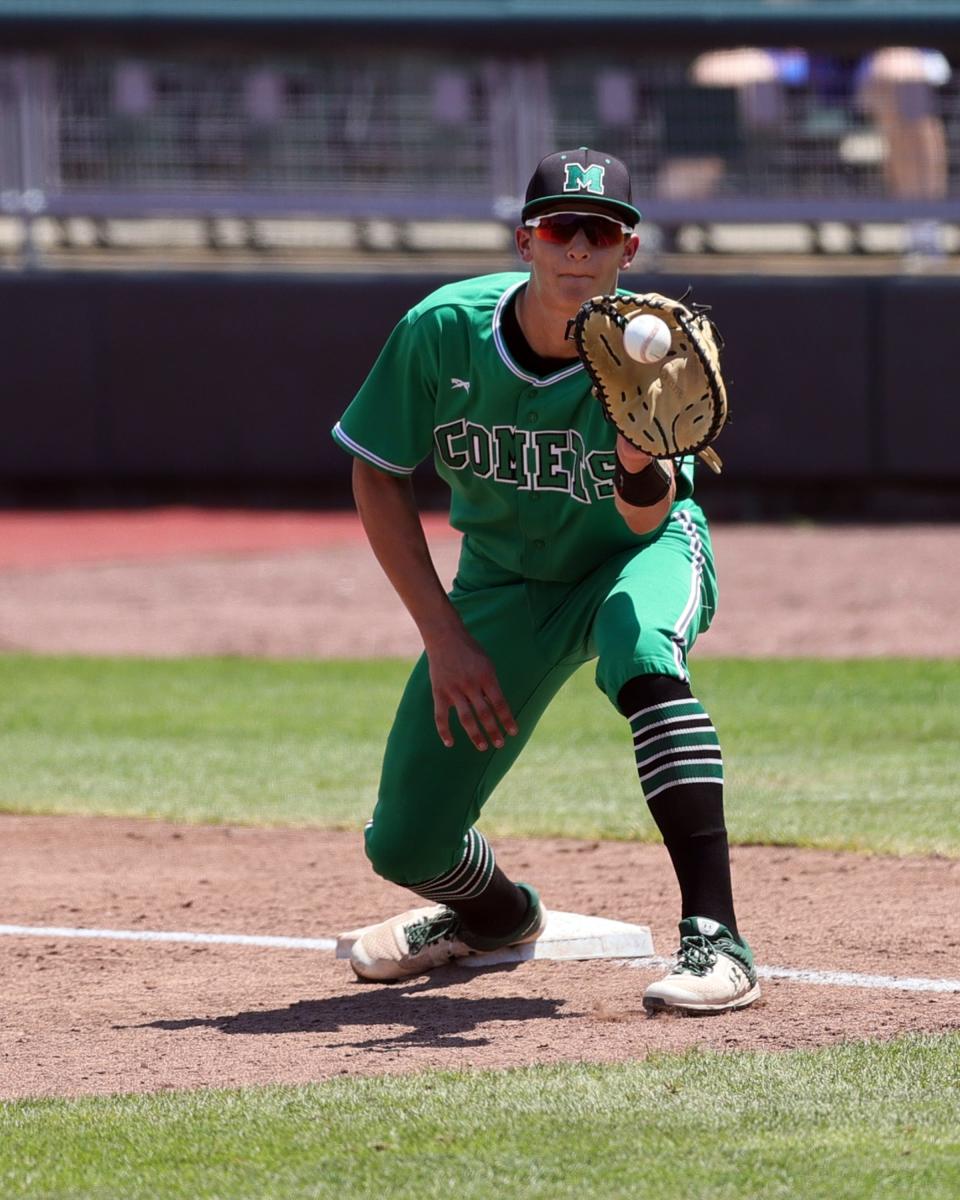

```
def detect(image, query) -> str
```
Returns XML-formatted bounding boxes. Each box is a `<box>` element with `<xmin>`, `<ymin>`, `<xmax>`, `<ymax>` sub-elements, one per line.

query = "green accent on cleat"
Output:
<box><xmin>642</xmin><ymin>915</ymin><xmax>760</xmax><ymax>1015</ymax></box>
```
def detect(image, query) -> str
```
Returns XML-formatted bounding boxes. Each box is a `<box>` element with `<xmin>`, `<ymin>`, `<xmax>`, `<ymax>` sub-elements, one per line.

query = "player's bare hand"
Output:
<box><xmin>616</xmin><ymin>434</ymin><xmax>654</xmax><ymax>472</ymax></box>
<box><xmin>423</xmin><ymin>628</ymin><xmax>518</xmax><ymax>751</ymax></box>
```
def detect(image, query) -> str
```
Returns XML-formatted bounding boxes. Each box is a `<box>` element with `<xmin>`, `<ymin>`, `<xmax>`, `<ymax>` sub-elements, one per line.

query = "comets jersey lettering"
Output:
<box><xmin>433</xmin><ymin>420</ymin><xmax>610</xmax><ymax>503</ymax></box>
<box><xmin>333</xmin><ymin>272</ymin><xmax>697</xmax><ymax>583</ymax></box>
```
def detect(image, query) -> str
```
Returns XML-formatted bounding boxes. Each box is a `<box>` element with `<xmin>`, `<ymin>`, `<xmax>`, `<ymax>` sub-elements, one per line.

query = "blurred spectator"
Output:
<box><xmin>112</xmin><ymin>60</ymin><xmax>153</xmax><ymax>118</ymax></box>
<box><xmin>244</xmin><ymin>66</ymin><xmax>284</xmax><ymax>125</ymax></box>
<box><xmin>596</xmin><ymin>68</ymin><xmax>636</xmax><ymax>128</ymax></box>
<box><xmin>693</xmin><ymin>47</ymin><xmax>807</xmax><ymax>128</ymax></box>
<box><xmin>110</xmin><ymin>60</ymin><xmax>154</xmax><ymax>190</ymax></box>
<box><xmin>432</xmin><ymin>70</ymin><xmax>472</xmax><ymax>126</ymax></box>
<box><xmin>656</xmin><ymin>48</ymin><xmax>806</xmax><ymax>199</ymax></box>
<box><xmin>855</xmin><ymin>47</ymin><xmax>951</xmax><ymax>201</ymax></box>
<box><xmin>243</xmin><ymin>66</ymin><xmax>284</xmax><ymax>182</ymax></box>
<box><xmin>431</xmin><ymin>70</ymin><xmax>474</xmax><ymax>171</ymax></box>
<box><xmin>856</xmin><ymin>48</ymin><xmax>952</xmax><ymax>258</ymax></box>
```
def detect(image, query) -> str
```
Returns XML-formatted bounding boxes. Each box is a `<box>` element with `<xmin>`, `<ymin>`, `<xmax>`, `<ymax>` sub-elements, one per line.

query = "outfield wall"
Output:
<box><xmin>2</xmin><ymin>271</ymin><xmax>958</xmax><ymax>506</ymax></box>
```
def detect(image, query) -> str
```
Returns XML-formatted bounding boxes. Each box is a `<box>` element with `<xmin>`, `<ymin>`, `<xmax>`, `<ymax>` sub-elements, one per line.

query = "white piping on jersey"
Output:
<box><xmin>332</xmin><ymin>421</ymin><xmax>415</xmax><ymax>476</ymax></box>
<box><xmin>492</xmin><ymin>280</ymin><xmax>585</xmax><ymax>387</ymax></box>
<box><xmin>668</xmin><ymin>508</ymin><xmax>706</xmax><ymax>682</ymax></box>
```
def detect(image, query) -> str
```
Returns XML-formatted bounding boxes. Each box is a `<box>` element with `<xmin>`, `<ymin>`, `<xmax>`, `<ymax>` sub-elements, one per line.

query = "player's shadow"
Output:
<box><xmin>122</xmin><ymin>977</ymin><xmax>569</xmax><ymax>1052</ymax></box>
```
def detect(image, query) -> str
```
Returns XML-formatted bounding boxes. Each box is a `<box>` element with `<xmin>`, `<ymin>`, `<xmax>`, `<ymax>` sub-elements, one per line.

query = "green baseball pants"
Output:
<box><xmin>365</xmin><ymin>504</ymin><xmax>718</xmax><ymax>886</ymax></box>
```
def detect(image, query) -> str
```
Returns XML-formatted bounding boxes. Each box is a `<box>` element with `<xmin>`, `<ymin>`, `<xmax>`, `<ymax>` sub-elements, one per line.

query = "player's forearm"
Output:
<box><xmin>351</xmin><ymin>459</ymin><xmax>464</xmax><ymax>645</ymax></box>
<box><xmin>613</xmin><ymin>440</ymin><xmax>676</xmax><ymax>533</ymax></box>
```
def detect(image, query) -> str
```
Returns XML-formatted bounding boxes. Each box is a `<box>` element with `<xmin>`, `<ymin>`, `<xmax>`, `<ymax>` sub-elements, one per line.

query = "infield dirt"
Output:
<box><xmin>1</xmin><ymin>514</ymin><xmax>958</xmax><ymax>1098</ymax></box>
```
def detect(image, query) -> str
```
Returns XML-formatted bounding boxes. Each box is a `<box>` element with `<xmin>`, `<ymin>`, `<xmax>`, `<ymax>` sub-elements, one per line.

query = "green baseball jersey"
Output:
<box><xmin>333</xmin><ymin>272</ymin><xmax>700</xmax><ymax>584</ymax></box>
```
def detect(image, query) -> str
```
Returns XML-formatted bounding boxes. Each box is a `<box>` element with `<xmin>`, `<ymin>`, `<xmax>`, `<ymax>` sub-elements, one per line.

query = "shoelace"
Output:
<box><xmin>405</xmin><ymin>909</ymin><xmax>462</xmax><ymax>954</ymax></box>
<box><xmin>672</xmin><ymin>935</ymin><xmax>719</xmax><ymax>977</ymax></box>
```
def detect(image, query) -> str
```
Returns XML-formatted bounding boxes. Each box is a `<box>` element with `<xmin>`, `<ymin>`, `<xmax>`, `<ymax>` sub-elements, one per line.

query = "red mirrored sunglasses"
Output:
<box><xmin>525</xmin><ymin>211</ymin><xmax>632</xmax><ymax>247</ymax></box>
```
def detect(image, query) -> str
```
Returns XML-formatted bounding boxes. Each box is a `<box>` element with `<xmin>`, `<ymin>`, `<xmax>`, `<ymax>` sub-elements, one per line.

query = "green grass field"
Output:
<box><xmin>2</xmin><ymin>653</ymin><xmax>958</xmax><ymax>1198</ymax></box>
<box><xmin>3</xmin><ymin>1036</ymin><xmax>959</xmax><ymax>1200</ymax></box>
<box><xmin>0</xmin><ymin>655</ymin><xmax>957</xmax><ymax>854</ymax></box>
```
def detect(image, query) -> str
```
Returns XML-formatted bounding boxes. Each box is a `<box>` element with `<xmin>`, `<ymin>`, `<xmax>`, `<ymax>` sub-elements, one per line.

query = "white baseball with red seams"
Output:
<box><xmin>623</xmin><ymin>313</ymin><xmax>672</xmax><ymax>363</ymax></box>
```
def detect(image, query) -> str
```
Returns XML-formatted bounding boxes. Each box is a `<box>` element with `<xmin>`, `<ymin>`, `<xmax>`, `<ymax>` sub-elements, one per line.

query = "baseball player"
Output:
<box><xmin>332</xmin><ymin>147</ymin><xmax>759</xmax><ymax>1014</ymax></box>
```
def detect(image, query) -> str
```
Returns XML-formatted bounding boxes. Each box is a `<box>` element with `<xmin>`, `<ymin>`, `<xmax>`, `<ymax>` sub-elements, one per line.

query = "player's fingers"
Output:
<box><xmin>474</xmin><ymin>667</ymin><xmax>518</xmax><ymax>737</ymax></box>
<box><xmin>453</xmin><ymin>695</ymin><xmax>490</xmax><ymax>752</ymax></box>
<box><xmin>433</xmin><ymin>698</ymin><xmax>455</xmax><ymax>749</ymax></box>
<box><xmin>470</xmin><ymin>692</ymin><xmax>507</xmax><ymax>750</ymax></box>
<box><xmin>483</xmin><ymin>683</ymin><xmax>519</xmax><ymax>738</ymax></box>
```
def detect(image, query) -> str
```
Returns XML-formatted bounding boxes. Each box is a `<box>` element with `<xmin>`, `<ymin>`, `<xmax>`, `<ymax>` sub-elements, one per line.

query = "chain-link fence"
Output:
<box><xmin>2</xmin><ymin>47</ymin><xmax>959</xmax><ymax>224</ymax></box>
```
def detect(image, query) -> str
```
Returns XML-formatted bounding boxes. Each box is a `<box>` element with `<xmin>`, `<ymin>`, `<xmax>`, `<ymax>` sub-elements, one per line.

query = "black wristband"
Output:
<box><xmin>614</xmin><ymin>453</ymin><xmax>672</xmax><ymax>507</ymax></box>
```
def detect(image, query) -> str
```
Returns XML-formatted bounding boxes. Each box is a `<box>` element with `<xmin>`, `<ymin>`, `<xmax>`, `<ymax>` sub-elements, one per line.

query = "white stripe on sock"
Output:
<box><xmin>643</xmin><ymin>774</ymin><xmax>725</xmax><ymax>801</ymax></box>
<box><xmin>639</xmin><ymin>757</ymin><xmax>724</xmax><ymax>785</ymax></box>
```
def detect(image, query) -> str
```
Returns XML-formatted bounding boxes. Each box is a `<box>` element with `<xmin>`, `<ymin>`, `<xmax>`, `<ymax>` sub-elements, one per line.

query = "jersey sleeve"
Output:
<box><xmin>332</xmin><ymin>308</ymin><xmax>440</xmax><ymax>477</ymax></box>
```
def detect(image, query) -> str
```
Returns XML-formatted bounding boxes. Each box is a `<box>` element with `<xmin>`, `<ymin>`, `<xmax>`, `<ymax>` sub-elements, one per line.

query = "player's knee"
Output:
<box><xmin>595</xmin><ymin>625</ymin><xmax>684</xmax><ymax>706</ymax></box>
<box><xmin>595</xmin><ymin>602</ymin><xmax>671</xmax><ymax>668</ymax></box>
<box><xmin>363</xmin><ymin>822</ymin><xmax>412</xmax><ymax>884</ymax></box>
<box><xmin>363</xmin><ymin>818</ymin><xmax>454</xmax><ymax>888</ymax></box>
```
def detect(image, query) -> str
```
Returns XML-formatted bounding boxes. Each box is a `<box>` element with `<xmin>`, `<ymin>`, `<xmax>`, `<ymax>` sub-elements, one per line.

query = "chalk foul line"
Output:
<box><xmin>0</xmin><ymin>923</ymin><xmax>336</xmax><ymax>952</ymax></box>
<box><xmin>1</xmin><ymin>923</ymin><xmax>958</xmax><ymax>994</ymax></box>
<box><xmin>626</xmin><ymin>956</ymin><xmax>960</xmax><ymax>993</ymax></box>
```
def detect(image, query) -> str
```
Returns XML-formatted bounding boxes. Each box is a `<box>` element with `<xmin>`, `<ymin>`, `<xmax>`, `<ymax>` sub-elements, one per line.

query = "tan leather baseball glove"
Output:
<box><xmin>568</xmin><ymin>291</ymin><xmax>729</xmax><ymax>473</ymax></box>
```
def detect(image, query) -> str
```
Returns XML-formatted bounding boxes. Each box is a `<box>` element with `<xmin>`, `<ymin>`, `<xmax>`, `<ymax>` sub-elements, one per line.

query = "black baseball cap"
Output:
<box><xmin>521</xmin><ymin>147</ymin><xmax>642</xmax><ymax>227</ymax></box>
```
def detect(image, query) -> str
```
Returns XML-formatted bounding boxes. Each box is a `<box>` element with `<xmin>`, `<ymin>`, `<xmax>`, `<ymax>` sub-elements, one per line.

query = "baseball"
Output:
<box><xmin>623</xmin><ymin>314</ymin><xmax>672</xmax><ymax>363</ymax></box>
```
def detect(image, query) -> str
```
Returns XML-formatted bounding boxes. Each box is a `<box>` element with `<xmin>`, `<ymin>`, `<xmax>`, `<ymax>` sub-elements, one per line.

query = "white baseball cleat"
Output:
<box><xmin>643</xmin><ymin>916</ymin><xmax>761</xmax><ymax>1015</ymax></box>
<box><xmin>348</xmin><ymin>885</ymin><xmax>545</xmax><ymax>983</ymax></box>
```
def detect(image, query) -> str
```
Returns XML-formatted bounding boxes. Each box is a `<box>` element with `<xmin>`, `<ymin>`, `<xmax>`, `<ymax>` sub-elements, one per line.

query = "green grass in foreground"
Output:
<box><xmin>3</xmin><ymin>1035</ymin><xmax>958</xmax><ymax>1200</ymax></box>
<box><xmin>0</xmin><ymin>655</ymin><xmax>957</xmax><ymax>855</ymax></box>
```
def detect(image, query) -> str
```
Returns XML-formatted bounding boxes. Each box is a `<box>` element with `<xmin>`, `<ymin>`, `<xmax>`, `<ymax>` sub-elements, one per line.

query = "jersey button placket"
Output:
<box><xmin>520</xmin><ymin>391</ymin><xmax>545</xmax><ymax>571</ymax></box>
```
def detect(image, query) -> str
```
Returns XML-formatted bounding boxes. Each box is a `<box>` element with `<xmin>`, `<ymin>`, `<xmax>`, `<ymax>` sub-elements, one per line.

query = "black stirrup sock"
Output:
<box><xmin>618</xmin><ymin>673</ymin><xmax>740</xmax><ymax>939</ymax></box>
<box><xmin>411</xmin><ymin>828</ymin><xmax>530</xmax><ymax>938</ymax></box>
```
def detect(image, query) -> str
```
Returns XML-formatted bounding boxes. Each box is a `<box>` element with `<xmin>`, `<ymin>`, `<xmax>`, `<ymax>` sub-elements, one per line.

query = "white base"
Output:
<box><xmin>335</xmin><ymin>910</ymin><xmax>654</xmax><ymax>966</ymax></box>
